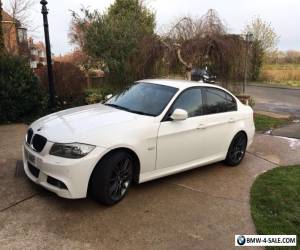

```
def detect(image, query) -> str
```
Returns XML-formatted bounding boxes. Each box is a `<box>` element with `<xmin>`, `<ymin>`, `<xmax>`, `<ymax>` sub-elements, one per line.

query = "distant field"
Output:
<box><xmin>260</xmin><ymin>64</ymin><xmax>300</xmax><ymax>87</ymax></box>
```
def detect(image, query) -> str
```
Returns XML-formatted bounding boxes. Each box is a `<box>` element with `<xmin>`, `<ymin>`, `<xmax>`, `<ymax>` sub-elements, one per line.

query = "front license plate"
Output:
<box><xmin>25</xmin><ymin>148</ymin><xmax>36</xmax><ymax>165</ymax></box>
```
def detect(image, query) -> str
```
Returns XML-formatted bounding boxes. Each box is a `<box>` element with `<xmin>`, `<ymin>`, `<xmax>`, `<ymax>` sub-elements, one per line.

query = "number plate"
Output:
<box><xmin>25</xmin><ymin>148</ymin><xmax>36</xmax><ymax>165</ymax></box>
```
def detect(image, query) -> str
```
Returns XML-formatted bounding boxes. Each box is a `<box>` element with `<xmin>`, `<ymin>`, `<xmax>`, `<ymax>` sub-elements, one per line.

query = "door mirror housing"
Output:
<box><xmin>105</xmin><ymin>94</ymin><xmax>113</xmax><ymax>100</ymax></box>
<box><xmin>170</xmin><ymin>109</ymin><xmax>188</xmax><ymax>121</ymax></box>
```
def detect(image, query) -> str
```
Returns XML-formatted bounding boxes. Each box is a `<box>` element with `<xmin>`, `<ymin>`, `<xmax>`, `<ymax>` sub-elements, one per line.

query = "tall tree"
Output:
<box><xmin>244</xmin><ymin>17</ymin><xmax>279</xmax><ymax>80</ymax></box>
<box><xmin>70</xmin><ymin>0</ymin><xmax>158</xmax><ymax>87</ymax></box>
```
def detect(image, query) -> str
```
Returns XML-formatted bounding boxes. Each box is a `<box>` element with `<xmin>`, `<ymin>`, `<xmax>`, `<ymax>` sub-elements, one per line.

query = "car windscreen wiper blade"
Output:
<box><xmin>105</xmin><ymin>103</ymin><xmax>154</xmax><ymax>116</ymax></box>
<box><xmin>104</xmin><ymin>103</ymin><xmax>127</xmax><ymax>110</ymax></box>
<box><xmin>128</xmin><ymin>110</ymin><xmax>154</xmax><ymax>116</ymax></box>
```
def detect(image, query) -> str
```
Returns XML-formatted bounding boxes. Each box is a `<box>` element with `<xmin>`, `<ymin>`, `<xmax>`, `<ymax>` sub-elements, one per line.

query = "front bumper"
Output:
<box><xmin>23</xmin><ymin>142</ymin><xmax>107</xmax><ymax>199</ymax></box>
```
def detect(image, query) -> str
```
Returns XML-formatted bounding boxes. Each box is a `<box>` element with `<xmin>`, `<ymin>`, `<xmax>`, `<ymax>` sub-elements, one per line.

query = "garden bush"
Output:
<box><xmin>0</xmin><ymin>54</ymin><xmax>47</xmax><ymax>123</ymax></box>
<box><xmin>84</xmin><ymin>85</ymin><xmax>115</xmax><ymax>104</ymax></box>
<box><xmin>35</xmin><ymin>62</ymin><xmax>87</xmax><ymax>108</ymax></box>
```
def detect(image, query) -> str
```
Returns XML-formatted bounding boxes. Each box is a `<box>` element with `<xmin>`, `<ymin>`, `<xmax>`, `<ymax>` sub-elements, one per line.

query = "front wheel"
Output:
<box><xmin>224</xmin><ymin>132</ymin><xmax>247</xmax><ymax>166</ymax></box>
<box><xmin>89</xmin><ymin>151</ymin><xmax>133</xmax><ymax>205</ymax></box>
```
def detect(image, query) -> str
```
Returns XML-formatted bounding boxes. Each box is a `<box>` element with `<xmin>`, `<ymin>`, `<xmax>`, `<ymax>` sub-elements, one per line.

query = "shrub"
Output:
<box><xmin>0</xmin><ymin>54</ymin><xmax>47</xmax><ymax>123</ymax></box>
<box><xmin>84</xmin><ymin>86</ymin><xmax>114</xmax><ymax>104</ymax></box>
<box><xmin>35</xmin><ymin>62</ymin><xmax>87</xmax><ymax>108</ymax></box>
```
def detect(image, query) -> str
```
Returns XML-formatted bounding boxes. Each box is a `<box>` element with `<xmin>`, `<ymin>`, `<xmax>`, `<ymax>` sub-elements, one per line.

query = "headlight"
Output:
<box><xmin>49</xmin><ymin>143</ymin><xmax>95</xmax><ymax>159</ymax></box>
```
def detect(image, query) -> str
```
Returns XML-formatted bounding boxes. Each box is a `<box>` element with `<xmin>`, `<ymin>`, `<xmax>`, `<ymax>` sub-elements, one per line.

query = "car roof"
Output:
<box><xmin>137</xmin><ymin>79</ymin><xmax>222</xmax><ymax>91</ymax></box>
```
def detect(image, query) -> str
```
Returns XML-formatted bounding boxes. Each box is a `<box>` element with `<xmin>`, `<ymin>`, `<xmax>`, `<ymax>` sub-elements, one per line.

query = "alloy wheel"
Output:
<box><xmin>108</xmin><ymin>157</ymin><xmax>132</xmax><ymax>201</ymax></box>
<box><xmin>229</xmin><ymin>134</ymin><xmax>247</xmax><ymax>164</ymax></box>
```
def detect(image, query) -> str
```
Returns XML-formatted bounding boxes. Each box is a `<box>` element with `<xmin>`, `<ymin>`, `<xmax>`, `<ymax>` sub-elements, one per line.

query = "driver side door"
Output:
<box><xmin>156</xmin><ymin>87</ymin><xmax>206</xmax><ymax>170</ymax></box>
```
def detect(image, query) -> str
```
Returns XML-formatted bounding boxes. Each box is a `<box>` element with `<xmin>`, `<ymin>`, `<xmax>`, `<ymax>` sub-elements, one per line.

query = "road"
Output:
<box><xmin>246</xmin><ymin>85</ymin><xmax>300</xmax><ymax>117</ymax></box>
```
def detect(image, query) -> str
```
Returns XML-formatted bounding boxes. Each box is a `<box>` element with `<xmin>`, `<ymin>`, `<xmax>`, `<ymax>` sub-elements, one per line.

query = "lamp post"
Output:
<box><xmin>40</xmin><ymin>0</ymin><xmax>55</xmax><ymax>109</ymax></box>
<box><xmin>243</xmin><ymin>32</ymin><xmax>253</xmax><ymax>94</ymax></box>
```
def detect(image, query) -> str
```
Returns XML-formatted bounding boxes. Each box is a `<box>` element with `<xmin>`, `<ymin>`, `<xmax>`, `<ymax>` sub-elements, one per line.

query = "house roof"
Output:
<box><xmin>2</xmin><ymin>10</ymin><xmax>15</xmax><ymax>22</ymax></box>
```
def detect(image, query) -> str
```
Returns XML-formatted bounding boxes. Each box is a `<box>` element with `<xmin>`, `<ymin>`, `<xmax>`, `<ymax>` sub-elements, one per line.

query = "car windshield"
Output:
<box><xmin>105</xmin><ymin>82</ymin><xmax>178</xmax><ymax>116</ymax></box>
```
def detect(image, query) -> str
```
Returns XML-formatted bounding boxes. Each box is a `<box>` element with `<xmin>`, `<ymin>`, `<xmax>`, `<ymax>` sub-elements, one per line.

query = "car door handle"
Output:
<box><xmin>196</xmin><ymin>124</ymin><xmax>207</xmax><ymax>129</ymax></box>
<box><xmin>228</xmin><ymin>118</ymin><xmax>236</xmax><ymax>123</ymax></box>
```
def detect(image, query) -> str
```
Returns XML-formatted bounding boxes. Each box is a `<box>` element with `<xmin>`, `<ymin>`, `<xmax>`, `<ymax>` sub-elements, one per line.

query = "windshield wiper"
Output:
<box><xmin>105</xmin><ymin>103</ymin><xmax>154</xmax><ymax>116</ymax></box>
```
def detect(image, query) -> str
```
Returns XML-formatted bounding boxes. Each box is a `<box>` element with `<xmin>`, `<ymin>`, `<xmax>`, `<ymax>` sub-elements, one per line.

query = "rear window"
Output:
<box><xmin>204</xmin><ymin>88</ymin><xmax>237</xmax><ymax>114</ymax></box>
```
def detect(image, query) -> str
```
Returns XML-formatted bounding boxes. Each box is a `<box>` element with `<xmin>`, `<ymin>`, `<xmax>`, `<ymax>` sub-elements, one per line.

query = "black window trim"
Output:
<box><xmin>202</xmin><ymin>87</ymin><xmax>237</xmax><ymax>115</ymax></box>
<box><xmin>161</xmin><ymin>86</ymin><xmax>205</xmax><ymax>122</ymax></box>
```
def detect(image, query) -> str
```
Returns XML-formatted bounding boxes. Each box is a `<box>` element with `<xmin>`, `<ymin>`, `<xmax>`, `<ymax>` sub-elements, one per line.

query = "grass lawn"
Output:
<box><xmin>254</xmin><ymin>114</ymin><xmax>289</xmax><ymax>132</ymax></box>
<box><xmin>251</xmin><ymin>166</ymin><xmax>300</xmax><ymax>249</ymax></box>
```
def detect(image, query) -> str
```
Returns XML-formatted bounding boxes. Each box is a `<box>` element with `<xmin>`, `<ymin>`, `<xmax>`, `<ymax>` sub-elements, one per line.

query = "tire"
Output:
<box><xmin>89</xmin><ymin>151</ymin><xmax>133</xmax><ymax>205</ymax></box>
<box><xmin>224</xmin><ymin>132</ymin><xmax>247</xmax><ymax>166</ymax></box>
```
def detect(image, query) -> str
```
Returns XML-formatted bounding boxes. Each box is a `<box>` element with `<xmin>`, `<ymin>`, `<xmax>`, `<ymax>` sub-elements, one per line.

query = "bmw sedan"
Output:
<box><xmin>23</xmin><ymin>79</ymin><xmax>255</xmax><ymax>205</ymax></box>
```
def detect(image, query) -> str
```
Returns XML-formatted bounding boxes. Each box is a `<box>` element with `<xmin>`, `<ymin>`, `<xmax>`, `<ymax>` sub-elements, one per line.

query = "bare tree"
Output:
<box><xmin>1</xmin><ymin>0</ymin><xmax>37</xmax><ymax>55</ymax></box>
<box><xmin>7</xmin><ymin>0</ymin><xmax>35</xmax><ymax>29</ymax></box>
<box><xmin>244</xmin><ymin>16</ymin><xmax>279</xmax><ymax>80</ymax></box>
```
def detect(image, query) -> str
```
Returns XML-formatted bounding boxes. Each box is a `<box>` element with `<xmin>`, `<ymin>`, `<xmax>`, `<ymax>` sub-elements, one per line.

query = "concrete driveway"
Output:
<box><xmin>1</xmin><ymin>124</ymin><xmax>300</xmax><ymax>250</ymax></box>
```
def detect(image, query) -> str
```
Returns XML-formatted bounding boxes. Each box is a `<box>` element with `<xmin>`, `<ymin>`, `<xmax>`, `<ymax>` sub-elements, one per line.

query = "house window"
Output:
<box><xmin>31</xmin><ymin>49</ymin><xmax>38</xmax><ymax>56</ymax></box>
<box><xmin>18</xmin><ymin>27</ymin><xmax>27</xmax><ymax>43</ymax></box>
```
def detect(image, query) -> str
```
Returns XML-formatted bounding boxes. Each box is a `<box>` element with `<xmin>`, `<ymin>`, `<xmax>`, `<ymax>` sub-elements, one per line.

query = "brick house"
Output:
<box><xmin>1</xmin><ymin>10</ymin><xmax>29</xmax><ymax>57</ymax></box>
<box><xmin>28</xmin><ymin>38</ymin><xmax>46</xmax><ymax>69</ymax></box>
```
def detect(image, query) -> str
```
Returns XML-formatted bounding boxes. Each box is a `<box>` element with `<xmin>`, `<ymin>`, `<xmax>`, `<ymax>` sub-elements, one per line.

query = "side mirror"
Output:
<box><xmin>170</xmin><ymin>109</ymin><xmax>188</xmax><ymax>121</ymax></box>
<box><xmin>105</xmin><ymin>94</ymin><xmax>113</xmax><ymax>100</ymax></box>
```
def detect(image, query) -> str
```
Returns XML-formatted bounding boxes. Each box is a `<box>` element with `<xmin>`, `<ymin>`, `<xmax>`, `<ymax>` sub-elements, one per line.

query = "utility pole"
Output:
<box><xmin>243</xmin><ymin>32</ymin><xmax>253</xmax><ymax>94</ymax></box>
<box><xmin>40</xmin><ymin>0</ymin><xmax>55</xmax><ymax>109</ymax></box>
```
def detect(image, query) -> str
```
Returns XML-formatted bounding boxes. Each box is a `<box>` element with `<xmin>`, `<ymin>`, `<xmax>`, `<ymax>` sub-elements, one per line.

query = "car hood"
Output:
<box><xmin>31</xmin><ymin>103</ymin><xmax>144</xmax><ymax>145</ymax></box>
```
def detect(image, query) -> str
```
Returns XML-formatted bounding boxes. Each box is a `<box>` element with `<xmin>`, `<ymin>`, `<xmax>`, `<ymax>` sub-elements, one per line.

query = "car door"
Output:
<box><xmin>156</xmin><ymin>87</ymin><xmax>206</xmax><ymax>169</ymax></box>
<box><xmin>199</xmin><ymin>87</ymin><xmax>238</xmax><ymax>159</ymax></box>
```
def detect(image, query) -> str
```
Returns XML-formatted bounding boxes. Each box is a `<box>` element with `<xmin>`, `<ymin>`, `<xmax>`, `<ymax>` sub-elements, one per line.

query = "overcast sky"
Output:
<box><xmin>4</xmin><ymin>0</ymin><xmax>299</xmax><ymax>55</ymax></box>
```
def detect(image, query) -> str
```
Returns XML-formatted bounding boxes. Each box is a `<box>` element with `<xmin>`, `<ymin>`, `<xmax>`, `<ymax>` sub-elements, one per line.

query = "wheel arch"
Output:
<box><xmin>88</xmin><ymin>147</ymin><xmax>141</xmax><ymax>192</ymax></box>
<box><xmin>237</xmin><ymin>130</ymin><xmax>248</xmax><ymax>143</ymax></box>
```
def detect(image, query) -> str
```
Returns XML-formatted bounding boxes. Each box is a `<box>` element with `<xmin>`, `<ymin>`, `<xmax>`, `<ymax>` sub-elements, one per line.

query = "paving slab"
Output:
<box><xmin>248</xmin><ymin>134</ymin><xmax>300</xmax><ymax>166</ymax></box>
<box><xmin>0</xmin><ymin>124</ymin><xmax>27</xmax><ymax>160</ymax></box>
<box><xmin>0</xmin><ymin>158</ymin><xmax>38</xmax><ymax>211</ymax></box>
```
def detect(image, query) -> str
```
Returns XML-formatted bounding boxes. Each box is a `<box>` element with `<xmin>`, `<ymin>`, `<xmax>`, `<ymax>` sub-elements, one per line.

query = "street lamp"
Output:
<box><xmin>243</xmin><ymin>32</ymin><xmax>253</xmax><ymax>94</ymax></box>
<box><xmin>40</xmin><ymin>0</ymin><xmax>55</xmax><ymax>109</ymax></box>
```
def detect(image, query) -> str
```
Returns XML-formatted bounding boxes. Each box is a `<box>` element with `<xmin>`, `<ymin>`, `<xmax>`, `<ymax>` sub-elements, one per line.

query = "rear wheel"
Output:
<box><xmin>90</xmin><ymin>151</ymin><xmax>133</xmax><ymax>205</ymax></box>
<box><xmin>224</xmin><ymin>132</ymin><xmax>247</xmax><ymax>166</ymax></box>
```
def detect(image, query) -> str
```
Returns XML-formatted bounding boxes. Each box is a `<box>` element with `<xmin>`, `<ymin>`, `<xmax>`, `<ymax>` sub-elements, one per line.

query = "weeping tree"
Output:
<box><xmin>161</xmin><ymin>9</ymin><xmax>246</xmax><ymax>91</ymax></box>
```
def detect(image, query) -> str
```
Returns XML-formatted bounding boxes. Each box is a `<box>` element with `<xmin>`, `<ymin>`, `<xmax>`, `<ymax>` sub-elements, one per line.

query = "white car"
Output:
<box><xmin>23</xmin><ymin>79</ymin><xmax>255</xmax><ymax>205</ymax></box>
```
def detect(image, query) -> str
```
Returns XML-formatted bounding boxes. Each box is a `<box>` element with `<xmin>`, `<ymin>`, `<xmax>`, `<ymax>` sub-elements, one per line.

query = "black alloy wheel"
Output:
<box><xmin>90</xmin><ymin>151</ymin><xmax>133</xmax><ymax>205</ymax></box>
<box><xmin>224</xmin><ymin>132</ymin><xmax>247</xmax><ymax>166</ymax></box>
<box><xmin>109</xmin><ymin>157</ymin><xmax>132</xmax><ymax>202</ymax></box>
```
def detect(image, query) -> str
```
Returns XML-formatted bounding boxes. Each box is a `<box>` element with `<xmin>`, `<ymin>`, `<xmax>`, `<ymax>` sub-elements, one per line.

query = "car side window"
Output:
<box><xmin>171</xmin><ymin>88</ymin><xmax>203</xmax><ymax>118</ymax></box>
<box><xmin>204</xmin><ymin>88</ymin><xmax>237</xmax><ymax>114</ymax></box>
<box><xmin>225</xmin><ymin>92</ymin><xmax>237</xmax><ymax>112</ymax></box>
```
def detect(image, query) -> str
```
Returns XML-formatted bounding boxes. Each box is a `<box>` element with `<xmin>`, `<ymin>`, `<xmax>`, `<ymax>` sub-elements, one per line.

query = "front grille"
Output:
<box><xmin>28</xmin><ymin>162</ymin><xmax>40</xmax><ymax>178</ymax></box>
<box><xmin>32</xmin><ymin>134</ymin><xmax>47</xmax><ymax>152</ymax></box>
<box><xmin>26</xmin><ymin>128</ymin><xmax>33</xmax><ymax>144</ymax></box>
<box><xmin>47</xmin><ymin>176</ymin><xmax>67</xmax><ymax>189</ymax></box>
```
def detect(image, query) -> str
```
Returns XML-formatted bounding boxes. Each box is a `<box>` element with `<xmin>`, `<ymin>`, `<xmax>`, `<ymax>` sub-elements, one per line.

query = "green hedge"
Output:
<box><xmin>0</xmin><ymin>54</ymin><xmax>47</xmax><ymax>123</ymax></box>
